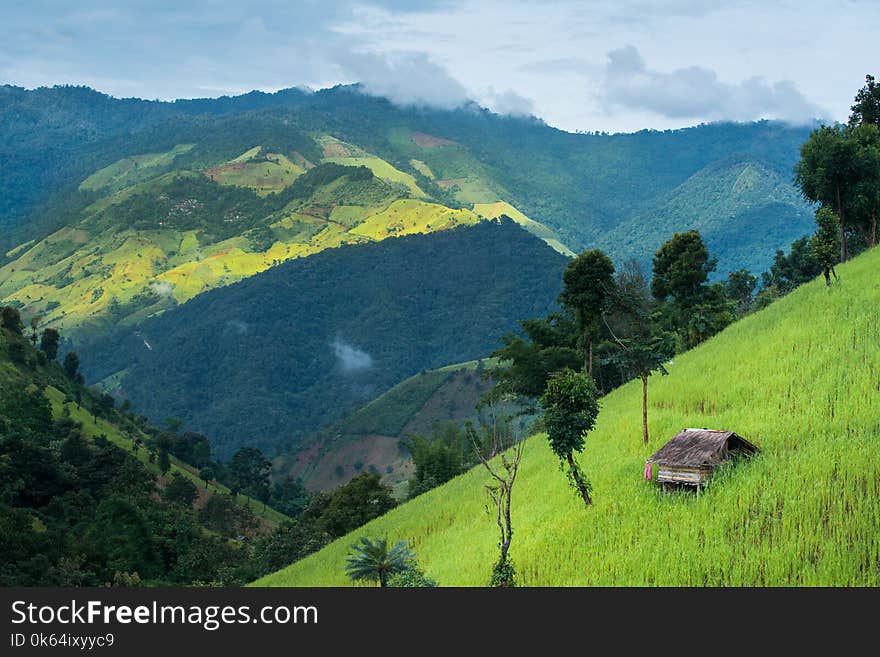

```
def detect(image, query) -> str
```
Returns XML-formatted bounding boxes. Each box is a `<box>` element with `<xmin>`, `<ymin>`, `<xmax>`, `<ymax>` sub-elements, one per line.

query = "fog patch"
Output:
<box><xmin>332</xmin><ymin>338</ymin><xmax>373</xmax><ymax>373</ymax></box>
<box><xmin>225</xmin><ymin>319</ymin><xmax>250</xmax><ymax>335</ymax></box>
<box><xmin>149</xmin><ymin>280</ymin><xmax>175</xmax><ymax>297</ymax></box>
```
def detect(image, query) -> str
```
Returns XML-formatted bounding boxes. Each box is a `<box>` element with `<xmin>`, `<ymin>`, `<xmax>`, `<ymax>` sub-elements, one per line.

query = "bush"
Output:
<box><xmin>388</xmin><ymin>563</ymin><xmax>438</xmax><ymax>588</ymax></box>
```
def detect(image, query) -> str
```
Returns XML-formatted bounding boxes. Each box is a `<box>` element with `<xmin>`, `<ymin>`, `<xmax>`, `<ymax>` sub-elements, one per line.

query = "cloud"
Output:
<box><xmin>602</xmin><ymin>45</ymin><xmax>825</xmax><ymax>124</ymax></box>
<box><xmin>483</xmin><ymin>87</ymin><xmax>536</xmax><ymax>117</ymax></box>
<box><xmin>340</xmin><ymin>51</ymin><xmax>470</xmax><ymax>109</ymax></box>
<box><xmin>148</xmin><ymin>280</ymin><xmax>174</xmax><ymax>297</ymax></box>
<box><xmin>332</xmin><ymin>338</ymin><xmax>374</xmax><ymax>373</ymax></box>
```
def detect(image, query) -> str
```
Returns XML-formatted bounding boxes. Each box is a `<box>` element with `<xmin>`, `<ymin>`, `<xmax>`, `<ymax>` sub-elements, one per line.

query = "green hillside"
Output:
<box><xmin>254</xmin><ymin>246</ymin><xmax>880</xmax><ymax>586</ymax></box>
<box><xmin>282</xmin><ymin>359</ymin><xmax>501</xmax><ymax>493</ymax></box>
<box><xmin>0</xmin><ymin>122</ymin><xmax>566</xmax><ymax>338</ymax></box>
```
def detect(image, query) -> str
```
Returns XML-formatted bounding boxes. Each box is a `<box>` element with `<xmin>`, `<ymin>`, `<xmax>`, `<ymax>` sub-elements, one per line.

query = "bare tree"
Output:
<box><xmin>468</xmin><ymin>413</ymin><xmax>525</xmax><ymax>587</ymax></box>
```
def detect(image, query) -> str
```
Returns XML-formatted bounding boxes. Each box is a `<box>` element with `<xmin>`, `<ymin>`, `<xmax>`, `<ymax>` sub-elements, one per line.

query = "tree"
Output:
<box><xmin>812</xmin><ymin>207</ymin><xmax>841</xmax><ymax>286</ymax></box>
<box><xmin>405</xmin><ymin>423</ymin><xmax>466</xmax><ymax>498</ymax></box>
<box><xmin>62</xmin><ymin>351</ymin><xmax>80</xmax><ymax>380</ymax></box>
<box><xmin>157</xmin><ymin>433</ymin><xmax>173</xmax><ymax>476</ymax></box>
<box><xmin>40</xmin><ymin>328</ymin><xmax>60</xmax><ymax>361</ymax></box>
<box><xmin>849</xmin><ymin>123</ymin><xmax>880</xmax><ymax>247</ymax></box>
<box><xmin>163</xmin><ymin>473</ymin><xmax>198</xmax><ymax>508</ymax></box>
<box><xmin>317</xmin><ymin>473</ymin><xmax>396</xmax><ymax>538</ymax></box>
<box><xmin>172</xmin><ymin>432</ymin><xmax>211</xmax><ymax>469</ymax></box>
<box><xmin>199</xmin><ymin>466</ymin><xmax>214</xmax><ymax>489</ymax></box>
<box><xmin>29</xmin><ymin>317</ymin><xmax>39</xmax><ymax>346</ymax></box>
<box><xmin>850</xmin><ymin>74</ymin><xmax>880</xmax><ymax>127</ymax></box>
<box><xmin>1</xmin><ymin>306</ymin><xmax>23</xmax><ymax>334</ymax></box>
<box><xmin>651</xmin><ymin>231</ymin><xmax>715</xmax><ymax>305</ymax></box>
<box><xmin>488</xmin><ymin>311</ymin><xmax>581</xmax><ymax>400</ymax></box>
<box><xmin>725</xmin><ymin>269</ymin><xmax>758</xmax><ymax>316</ymax></box>
<box><xmin>228</xmin><ymin>447</ymin><xmax>271</xmax><ymax>503</ymax></box>
<box><xmin>164</xmin><ymin>417</ymin><xmax>183</xmax><ymax>433</ymax></box>
<box><xmin>558</xmin><ymin>249</ymin><xmax>616</xmax><ymax>377</ymax></box>
<box><xmin>795</xmin><ymin>124</ymin><xmax>859</xmax><ymax>261</ymax></box>
<box><xmin>469</xmin><ymin>416</ymin><xmax>524</xmax><ymax>587</ymax></box>
<box><xmin>604</xmin><ymin>334</ymin><xmax>673</xmax><ymax>445</ymax></box>
<box><xmin>344</xmin><ymin>537</ymin><xmax>414</xmax><ymax>587</ymax></box>
<box><xmin>540</xmin><ymin>369</ymin><xmax>600</xmax><ymax>507</ymax></box>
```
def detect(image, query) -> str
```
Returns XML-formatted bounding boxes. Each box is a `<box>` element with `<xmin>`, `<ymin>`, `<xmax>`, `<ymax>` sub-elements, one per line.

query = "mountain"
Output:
<box><xmin>0</xmin><ymin>107</ymin><xmax>566</xmax><ymax>338</ymax></box>
<box><xmin>2</xmin><ymin>85</ymin><xmax>814</xmax><ymax>284</ymax></box>
<box><xmin>78</xmin><ymin>220</ymin><xmax>570</xmax><ymax>458</ymax></box>
<box><xmin>254</xmin><ymin>245</ymin><xmax>880</xmax><ymax>586</ymax></box>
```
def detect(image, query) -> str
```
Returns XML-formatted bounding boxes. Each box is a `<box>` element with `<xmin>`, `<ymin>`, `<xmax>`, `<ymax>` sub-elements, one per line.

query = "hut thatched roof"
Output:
<box><xmin>650</xmin><ymin>429</ymin><xmax>758</xmax><ymax>468</ymax></box>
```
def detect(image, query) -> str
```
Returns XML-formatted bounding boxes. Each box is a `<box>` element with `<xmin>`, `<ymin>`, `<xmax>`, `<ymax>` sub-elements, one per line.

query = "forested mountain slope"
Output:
<box><xmin>79</xmin><ymin>221</ymin><xmax>569</xmax><ymax>458</ymax></box>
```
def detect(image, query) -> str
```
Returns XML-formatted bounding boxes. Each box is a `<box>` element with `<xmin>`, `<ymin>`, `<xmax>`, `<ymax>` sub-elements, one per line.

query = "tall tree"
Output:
<box><xmin>725</xmin><ymin>269</ymin><xmax>758</xmax><ymax>316</ymax></box>
<box><xmin>651</xmin><ymin>231</ymin><xmax>715</xmax><ymax>305</ymax></box>
<box><xmin>29</xmin><ymin>317</ymin><xmax>39</xmax><ymax>346</ymax></box>
<box><xmin>812</xmin><ymin>207</ymin><xmax>841</xmax><ymax>286</ymax></box>
<box><xmin>539</xmin><ymin>369</ymin><xmax>600</xmax><ymax>508</ymax></box>
<box><xmin>488</xmin><ymin>311</ymin><xmax>581</xmax><ymax>401</ymax></box>
<box><xmin>604</xmin><ymin>335</ymin><xmax>674</xmax><ymax>446</ymax></box>
<box><xmin>62</xmin><ymin>351</ymin><xmax>80</xmax><ymax>380</ymax></box>
<box><xmin>1</xmin><ymin>306</ymin><xmax>23</xmax><ymax>334</ymax></box>
<box><xmin>849</xmin><ymin>74</ymin><xmax>880</xmax><ymax>128</ymax></box>
<box><xmin>228</xmin><ymin>447</ymin><xmax>272</xmax><ymax>503</ymax></box>
<box><xmin>849</xmin><ymin>123</ymin><xmax>880</xmax><ymax>247</ymax></box>
<box><xmin>468</xmin><ymin>415</ymin><xmax>524</xmax><ymax>587</ymax></box>
<box><xmin>344</xmin><ymin>537</ymin><xmax>414</xmax><ymax>587</ymax></box>
<box><xmin>794</xmin><ymin>124</ymin><xmax>859</xmax><ymax>262</ymax></box>
<box><xmin>558</xmin><ymin>249</ymin><xmax>616</xmax><ymax>377</ymax></box>
<box><xmin>39</xmin><ymin>328</ymin><xmax>60</xmax><ymax>361</ymax></box>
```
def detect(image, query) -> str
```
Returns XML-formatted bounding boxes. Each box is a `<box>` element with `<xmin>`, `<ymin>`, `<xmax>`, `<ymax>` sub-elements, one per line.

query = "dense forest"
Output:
<box><xmin>78</xmin><ymin>220</ymin><xmax>569</xmax><ymax>458</ymax></box>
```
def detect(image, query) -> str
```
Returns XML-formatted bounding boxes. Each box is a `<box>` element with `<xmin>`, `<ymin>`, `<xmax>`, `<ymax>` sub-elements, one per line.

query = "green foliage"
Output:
<box><xmin>725</xmin><ymin>269</ymin><xmax>758</xmax><ymax>316</ymax></box>
<box><xmin>163</xmin><ymin>473</ymin><xmax>198</xmax><ymax>508</ymax></box>
<box><xmin>489</xmin><ymin>312</ymin><xmax>581</xmax><ymax>399</ymax></box>
<box><xmin>488</xmin><ymin>556</ymin><xmax>516</xmax><ymax>588</ymax></box>
<box><xmin>559</xmin><ymin>249</ymin><xmax>616</xmax><ymax>374</ymax></box>
<box><xmin>1</xmin><ymin>306</ymin><xmax>23</xmax><ymax>334</ymax></box>
<box><xmin>540</xmin><ymin>370</ymin><xmax>600</xmax><ymax>459</ymax></box>
<box><xmin>849</xmin><ymin>74</ymin><xmax>880</xmax><ymax>127</ymax></box>
<box><xmin>812</xmin><ymin>207</ymin><xmax>842</xmax><ymax>285</ymax></box>
<box><xmin>228</xmin><ymin>447</ymin><xmax>271</xmax><ymax>503</ymax></box>
<box><xmin>80</xmin><ymin>221</ymin><xmax>568</xmax><ymax>458</ymax></box>
<box><xmin>651</xmin><ymin>230</ymin><xmax>715</xmax><ymax>303</ymax></box>
<box><xmin>405</xmin><ymin>423</ymin><xmax>468</xmax><ymax>498</ymax></box>
<box><xmin>387</xmin><ymin>562</ymin><xmax>438</xmax><ymax>587</ymax></box>
<box><xmin>317</xmin><ymin>474</ymin><xmax>397</xmax><ymax>538</ymax></box>
<box><xmin>40</xmin><ymin>328</ymin><xmax>60</xmax><ymax>360</ymax></box>
<box><xmin>344</xmin><ymin>536</ymin><xmax>414</xmax><ymax>587</ymax></box>
<box><xmin>758</xmin><ymin>237</ymin><xmax>822</xmax><ymax>298</ymax></box>
<box><xmin>62</xmin><ymin>351</ymin><xmax>79</xmax><ymax>379</ymax></box>
<box><xmin>540</xmin><ymin>369</ymin><xmax>600</xmax><ymax>506</ymax></box>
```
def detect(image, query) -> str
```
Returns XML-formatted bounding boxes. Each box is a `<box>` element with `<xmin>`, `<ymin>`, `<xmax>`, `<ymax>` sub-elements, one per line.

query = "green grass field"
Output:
<box><xmin>254</xmin><ymin>246</ymin><xmax>880</xmax><ymax>586</ymax></box>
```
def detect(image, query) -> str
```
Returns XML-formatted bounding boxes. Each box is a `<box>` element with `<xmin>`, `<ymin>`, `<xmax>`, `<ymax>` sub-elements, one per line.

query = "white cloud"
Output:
<box><xmin>483</xmin><ymin>87</ymin><xmax>536</xmax><ymax>116</ymax></box>
<box><xmin>340</xmin><ymin>51</ymin><xmax>470</xmax><ymax>109</ymax></box>
<box><xmin>602</xmin><ymin>45</ymin><xmax>825</xmax><ymax>124</ymax></box>
<box><xmin>332</xmin><ymin>339</ymin><xmax>373</xmax><ymax>373</ymax></box>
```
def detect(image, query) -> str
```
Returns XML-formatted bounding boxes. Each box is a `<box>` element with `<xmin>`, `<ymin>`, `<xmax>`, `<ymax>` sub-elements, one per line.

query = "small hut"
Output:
<box><xmin>649</xmin><ymin>428</ymin><xmax>758</xmax><ymax>486</ymax></box>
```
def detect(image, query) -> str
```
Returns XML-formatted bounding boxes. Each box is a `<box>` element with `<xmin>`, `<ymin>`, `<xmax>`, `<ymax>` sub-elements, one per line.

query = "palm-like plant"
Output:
<box><xmin>345</xmin><ymin>537</ymin><xmax>414</xmax><ymax>587</ymax></box>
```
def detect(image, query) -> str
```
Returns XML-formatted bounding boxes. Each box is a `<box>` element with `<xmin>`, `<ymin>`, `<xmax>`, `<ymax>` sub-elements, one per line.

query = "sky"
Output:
<box><xmin>1</xmin><ymin>0</ymin><xmax>877</xmax><ymax>133</ymax></box>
